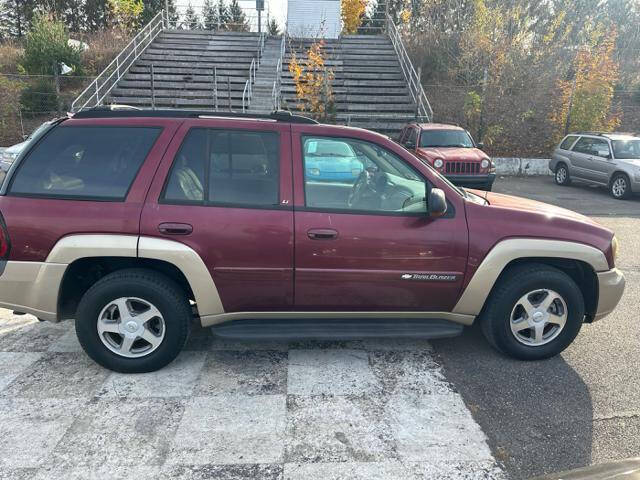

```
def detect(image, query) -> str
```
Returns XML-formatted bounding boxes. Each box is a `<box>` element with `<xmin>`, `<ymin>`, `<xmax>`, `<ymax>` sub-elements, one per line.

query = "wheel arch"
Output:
<box><xmin>609</xmin><ymin>170</ymin><xmax>631</xmax><ymax>185</ymax></box>
<box><xmin>453</xmin><ymin>239</ymin><xmax>606</xmax><ymax>321</ymax></box>
<box><xmin>57</xmin><ymin>256</ymin><xmax>197</xmax><ymax>321</ymax></box>
<box><xmin>49</xmin><ymin>234</ymin><xmax>224</xmax><ymax>321</ymax></box>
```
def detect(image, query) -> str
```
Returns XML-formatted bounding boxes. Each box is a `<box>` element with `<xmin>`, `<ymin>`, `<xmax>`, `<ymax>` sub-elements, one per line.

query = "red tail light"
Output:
<box><xmin>0</xmin><ymin>213</ymin><xmax>11</xmax><ymax>261</ymax></box>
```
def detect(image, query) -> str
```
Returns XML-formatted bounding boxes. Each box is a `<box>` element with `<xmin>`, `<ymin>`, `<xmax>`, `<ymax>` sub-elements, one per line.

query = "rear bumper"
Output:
<box><xmin>0</xmin><ymin>261</ymin><xmax>65</xmax><ymax>321</ymax></box>
<box><xmin>445</xmin><ymin>173</ymin><xmax>496</xmax><ymax>189</ymax></box>
<box><xmin>593</xmin><ymin>268</ymin><xmax>625</xmax><ymax>321</ymax></box>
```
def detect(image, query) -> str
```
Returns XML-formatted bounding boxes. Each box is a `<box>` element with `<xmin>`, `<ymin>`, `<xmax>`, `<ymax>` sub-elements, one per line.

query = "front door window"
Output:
<box><xmin>302</xmin><ymin>136</ymin><xmax>428</xmax><ymax>215</ymax></box>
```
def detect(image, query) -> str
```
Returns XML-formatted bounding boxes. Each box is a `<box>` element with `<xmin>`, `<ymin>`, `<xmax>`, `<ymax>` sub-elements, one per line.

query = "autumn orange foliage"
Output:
<box><xmin>341</xmin><ymin>0</ymin><xmax>367</xmax><ymax>34</ymax></box>
<box><xmin>288</xmin><ymin>40</ymin><xmax>335</xmax><ymax>121</ymax></box>
<box><xmin>551</xmin><ymin>30</ymin><xmax>621</xmax><ymax>140</ymax></box>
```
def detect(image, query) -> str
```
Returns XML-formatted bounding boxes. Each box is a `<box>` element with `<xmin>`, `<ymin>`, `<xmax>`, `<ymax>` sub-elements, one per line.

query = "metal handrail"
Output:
<box><xmin>272</xmin><ymin>35</ymin><xmax>286</xmax><ymax>110</ymax></box>
<box><xmin>242</xmin><ymin>79</ymin><xmax>252</xmax><ymax>112</ymax></box>
<box><xmin>213</xmin><ymin>67</ymin><xmax>218</xmax><ymax>110</ymax></box>
<box><xmin>257</xmin><ymin>32</ymin><xmax>266</xmax><ymax>66</ymax></box>
<box><xmin>242</xmin><ymin>58</ymin><xmax>257</xmax><ymax>111</ymax></box>
<box><xmin>386</xmin><ymin>15</ymin><xmax>433</xmax><ymax>121</ymax></box>
<box><xmin>71</xmin><ymin>11</ymin><xmax>165</xmax><ymax>111</ymax></box>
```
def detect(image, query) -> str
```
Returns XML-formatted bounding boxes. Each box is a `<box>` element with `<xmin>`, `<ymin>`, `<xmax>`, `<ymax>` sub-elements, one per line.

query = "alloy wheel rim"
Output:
<box><xmin>612</xmin><ymin>177</ymin><xmax>626</xmax><ymax>197</ymax></box>
<box><xmin>509</xmin><ymin>289</ymin><xmax>568</xmax><ymax>346</ymax></box>
<box><xmin>557</xmin><ymin>168</ymin><xmax>567</xmax><ymax>183</ymax></box>
<box><xmin>97</xmin><ymin>297</ymin><xmax>165</xmax><ymax>358</ymax></box>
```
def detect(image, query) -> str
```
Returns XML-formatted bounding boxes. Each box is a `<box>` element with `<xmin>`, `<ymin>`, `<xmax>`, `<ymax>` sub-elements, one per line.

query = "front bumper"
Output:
<box><xmin>445</xmin><ymin>173</ymin><xmax>496</xmax><ymax>189</ymax></box>
<box><xmin>593</xmin><ymin>268</ymin><xmax>625</xmax><ymax>321</ymax></box>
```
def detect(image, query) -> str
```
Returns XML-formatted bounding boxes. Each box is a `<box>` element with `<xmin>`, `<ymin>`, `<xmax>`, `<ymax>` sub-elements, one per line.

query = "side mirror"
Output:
<box><xmin>428</xmin><ymin>188</ymin><xmax>447</xmax><ymax>218</ymax></box>
<box><xmin>477</xmin><ymin>142</ymin><xmax>484</xmax><ymax>150</ymax></box>
<box><xmin>404</xmin><ymin>140</ymin><xmax>416</xmax><ymax>149</ymax></box>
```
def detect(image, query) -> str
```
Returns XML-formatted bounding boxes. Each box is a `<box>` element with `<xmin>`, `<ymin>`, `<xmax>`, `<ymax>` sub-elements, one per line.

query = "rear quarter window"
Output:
<box><xmin>8</xmin><ymin>126</ymin><xmax>160</xmax><ymax>201</ymax></box>
<box><xmin>559</xmin><ymin>135</ymin><xmax>578</xmax><ymax>150</ymax></box>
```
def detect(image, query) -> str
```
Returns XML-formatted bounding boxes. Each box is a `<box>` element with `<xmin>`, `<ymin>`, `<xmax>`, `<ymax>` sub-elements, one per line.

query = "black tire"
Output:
<box><xmin>554</xmin><ymin>163</ymin><xmax>571</xmax><ymax>186</ymax></box>
<box><xmin>75</xmin><ymin>268</ymin><xmax>192</xmax><ymax>373</ymax></box>
<box><xmin>610</xmin><ymin>173</ymin><xmax>632</xmax><ymax>200</ymax></box>
<box><xmin>480</xmin><ymin>263</ymin><xmax>585</xmax><ymax>361</ymax></box>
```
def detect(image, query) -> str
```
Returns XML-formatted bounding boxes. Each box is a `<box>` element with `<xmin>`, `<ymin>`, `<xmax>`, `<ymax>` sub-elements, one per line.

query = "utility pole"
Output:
<box><xmin>564</xmin><ymin>75</ymin><xmax>577</xmax><ymax>135</ymax></box>
<box><xmin>165</xmin><ymin>0</ymin><xmax>169</xmax><ymax>26</ymax></box>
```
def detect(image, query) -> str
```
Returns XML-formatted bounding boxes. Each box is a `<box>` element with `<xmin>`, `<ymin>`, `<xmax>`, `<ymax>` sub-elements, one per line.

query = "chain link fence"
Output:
<box><xmin>0</xmin><ymin>74</ymin><xmax>97</xmax><ymax>146</ymax></box>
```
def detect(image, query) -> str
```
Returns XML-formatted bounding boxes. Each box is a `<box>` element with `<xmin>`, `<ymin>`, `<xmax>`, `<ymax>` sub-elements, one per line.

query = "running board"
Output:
<box><xmin>210</xmin><ymin>318</ymin><xmax>464</xmax><ymax>340</ymax></box>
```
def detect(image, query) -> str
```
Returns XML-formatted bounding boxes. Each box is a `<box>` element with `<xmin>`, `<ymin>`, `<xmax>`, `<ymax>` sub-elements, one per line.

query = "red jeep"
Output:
<box><xmin>398</xmin><ymin>122</ymin><xmax>495</xmax><ymax>191</ymax></box>
<box><xmin>0</xmin><ymin>109</ymin><xmax>624</xmax><ymax>372</ymax></box>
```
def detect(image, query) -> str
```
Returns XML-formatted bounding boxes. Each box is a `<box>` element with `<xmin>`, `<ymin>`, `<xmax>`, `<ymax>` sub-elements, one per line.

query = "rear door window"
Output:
<box><xmin>572</xmin><ymin>137</ymin><xmax>611</xmax><ymax>157</ymax></box>
<box><xmin>162</xmin><ymin>128</ymin><xmax>280</xmax><ymax>207</ymax></box>
<box><xmin>8</xmin><ymin>126</ymin><xmax>160</xmax><ymax>200</ymax></box>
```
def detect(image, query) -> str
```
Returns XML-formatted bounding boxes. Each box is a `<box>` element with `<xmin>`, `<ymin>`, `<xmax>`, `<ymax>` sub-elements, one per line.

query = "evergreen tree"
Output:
<box><xmin>4</xmin><ymin>0</ymin><xmax>37</xmax><ymax>37</ymax></box>
<box><xmin>184</xmin><ymin>2</ymin><xmax>201</xmax><ymax>29</ymax></box>
<box><xmin>215</xmin><ymin>0</ymin><xmax>230</xmax><ymax>30</ymax></box>
<box><xmin>0</xmin><ymin>0</ymin><xmax>12</xmax><ymax>39</ymax></box>
<box><xmin>267</xmin><ymin>17</ymin><xmax>279</xmax><ymax>35</ymax></box>
<box><xmin>227</xmin><ymin>0</ymin><xmax>247</xmax><ymax>31</ymax></box>
<box><xmin>83</xmin><ymin>0</ymin><xmax>111</xmax><ymax>31</ymax></box>
<box><xmin>202</xmin><ymin>0</ymin><xmax>217</xmax><ymax>30</ymax></box>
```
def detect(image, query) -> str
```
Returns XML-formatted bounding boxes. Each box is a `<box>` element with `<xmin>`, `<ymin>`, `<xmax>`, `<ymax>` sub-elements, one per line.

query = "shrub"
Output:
<box><xmin>0</xmin><ymin>75</ymin><xmax>25</xmax><ymax>145</ymax></box>
<box><xmin>20</xmin><ymin>14</ymin><xmax>83</xmax><ymax>76</ymax></box>
<box><xmin>0</xmin><ymin>41</ymin><xmax>23</xmax><ymax>74</ymax></box>
<box><xmin>20</xmin><ymin>78</ymin><xmax>59</xmax><ymax>116</ymax></box>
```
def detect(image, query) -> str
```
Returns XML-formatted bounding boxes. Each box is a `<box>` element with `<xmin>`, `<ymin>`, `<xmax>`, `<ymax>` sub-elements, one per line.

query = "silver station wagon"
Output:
<box><xmin>550</xmin><ymin>132</ymin><xmax>640</xmax><ymax>199</ymax></box>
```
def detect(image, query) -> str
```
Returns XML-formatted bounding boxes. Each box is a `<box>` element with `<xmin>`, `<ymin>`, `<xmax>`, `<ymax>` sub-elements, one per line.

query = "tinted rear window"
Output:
<box><xmin>162</xmin><ymin>128</ymin><xmax>280</xmax><ymax>207</ymax></box>
<box><xmin>9</xmin><ymin>126</ymin><xmax>160</xmax><ymax>200</ymax></box>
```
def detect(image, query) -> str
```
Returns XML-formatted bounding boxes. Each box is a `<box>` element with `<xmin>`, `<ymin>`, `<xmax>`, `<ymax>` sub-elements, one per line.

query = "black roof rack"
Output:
<box><xmin>72</xmin><ymin>107</ymin><xmax>319</xmax><ymax>124</ymax></box>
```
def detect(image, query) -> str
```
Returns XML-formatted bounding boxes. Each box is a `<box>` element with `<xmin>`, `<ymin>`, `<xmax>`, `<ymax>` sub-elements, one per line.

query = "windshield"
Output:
<box><xmin>419</xmin><ymin>129</ymin><xmax>474</xmax><ymax>148</ymax></box>
<box><xmin>612</xmin><ymin>139</ymin><xmax>640</xmax><ymax>159</ymax></box>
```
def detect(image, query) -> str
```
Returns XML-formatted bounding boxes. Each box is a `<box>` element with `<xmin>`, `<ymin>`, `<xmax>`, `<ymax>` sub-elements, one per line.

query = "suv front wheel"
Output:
<box><xmin>555</xmin><ymin>163</ymin><xmax>571</xmax><ymax>186</ymax></box>
<box><xmin>75</xmin><ymin>269</ymin><xmax>192</xmax><ymax>373</ymax></box>
<box><xmin>610</xmin><ymin>173</ymin><xmax>632</xmax><ymax>200</ymax></box>
<box><xmin>481</xmin><ymin>264</ymin><xmax>585</xmax><ymax>360</ymax></box>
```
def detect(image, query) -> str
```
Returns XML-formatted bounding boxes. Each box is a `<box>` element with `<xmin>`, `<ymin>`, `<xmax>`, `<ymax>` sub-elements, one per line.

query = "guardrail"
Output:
<box><xmin>71</xmin><ymin>11</ymin><xmax>164</xmax><ymax>112</ymax></box>
<box><xmin>386</xmin><ymin>14</ymin><xmax>433</xmax><ymax>121</ymax></box>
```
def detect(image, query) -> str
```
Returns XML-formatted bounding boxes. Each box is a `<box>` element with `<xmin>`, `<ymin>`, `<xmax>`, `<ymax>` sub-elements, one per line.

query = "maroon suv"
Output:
<box><xmin>0</xmin><ymin>109</ymin><xmax>625</xmax><ymax>372</ymax></box>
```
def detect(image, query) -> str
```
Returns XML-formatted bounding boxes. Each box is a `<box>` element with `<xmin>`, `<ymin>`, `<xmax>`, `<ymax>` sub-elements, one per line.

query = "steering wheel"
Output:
<box><xmin>347</xmin><ymin>169</ymin><xmax>387</xmax><ymax>209</ymax></box>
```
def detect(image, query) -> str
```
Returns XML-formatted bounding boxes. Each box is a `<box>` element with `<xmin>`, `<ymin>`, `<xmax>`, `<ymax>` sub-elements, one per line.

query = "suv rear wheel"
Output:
<box><xmin>610</xmin><ymin>173</ymin><xmax>632</xmax><ymax>200</ymax></box>
<box><xmin>555</xmin><ymin>163</ymin><xmax>571</xmax><ymax>186</ymax></box>
<box><xmin>75</xmin><ymin>269</ymin><xmax>192</xmax><ymax>373</ymax></box>
<box><xmin>481</xmin><ymin>264</ymin><xmax>584</xmax><ymax>360</ymax></box>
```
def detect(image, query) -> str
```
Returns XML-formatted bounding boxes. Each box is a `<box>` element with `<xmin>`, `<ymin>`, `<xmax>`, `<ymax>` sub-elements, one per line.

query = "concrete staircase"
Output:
<box><xmin>281</xmin><ymin>35</ymin><xmax>419</xmax><ymax>136</ymax></box>
<box><xmin>108</xmin><ymin>30</ymin><xmax>262</xmax><ymax>111</ymax></box>
<box><xmin>247</xmin><ymin>37</ymin><xmax>282</xmax><ymax>113</ymax></box>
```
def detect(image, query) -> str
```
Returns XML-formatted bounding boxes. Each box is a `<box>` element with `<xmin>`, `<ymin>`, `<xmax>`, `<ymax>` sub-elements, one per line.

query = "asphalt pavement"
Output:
<box><xmin>432</xmin><ymin>175</ymin><xmax>640</xmax><ymax>479</ymax></box>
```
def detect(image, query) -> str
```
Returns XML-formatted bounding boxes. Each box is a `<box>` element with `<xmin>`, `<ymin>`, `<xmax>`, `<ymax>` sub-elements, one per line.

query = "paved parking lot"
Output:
<box><xmin>0</xmin><ymin>317</ymin><xmax>502</xmax><ymax>479</ymax></box>
<box><xmin>433</xmin><ymin>176</ymin><xmax>640</xmax><ymax>479</ymax></box>
<box><xmin>0</xmin><ymin>175</ymin><xmax>637</xmax><ymax>479</ymax></box>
